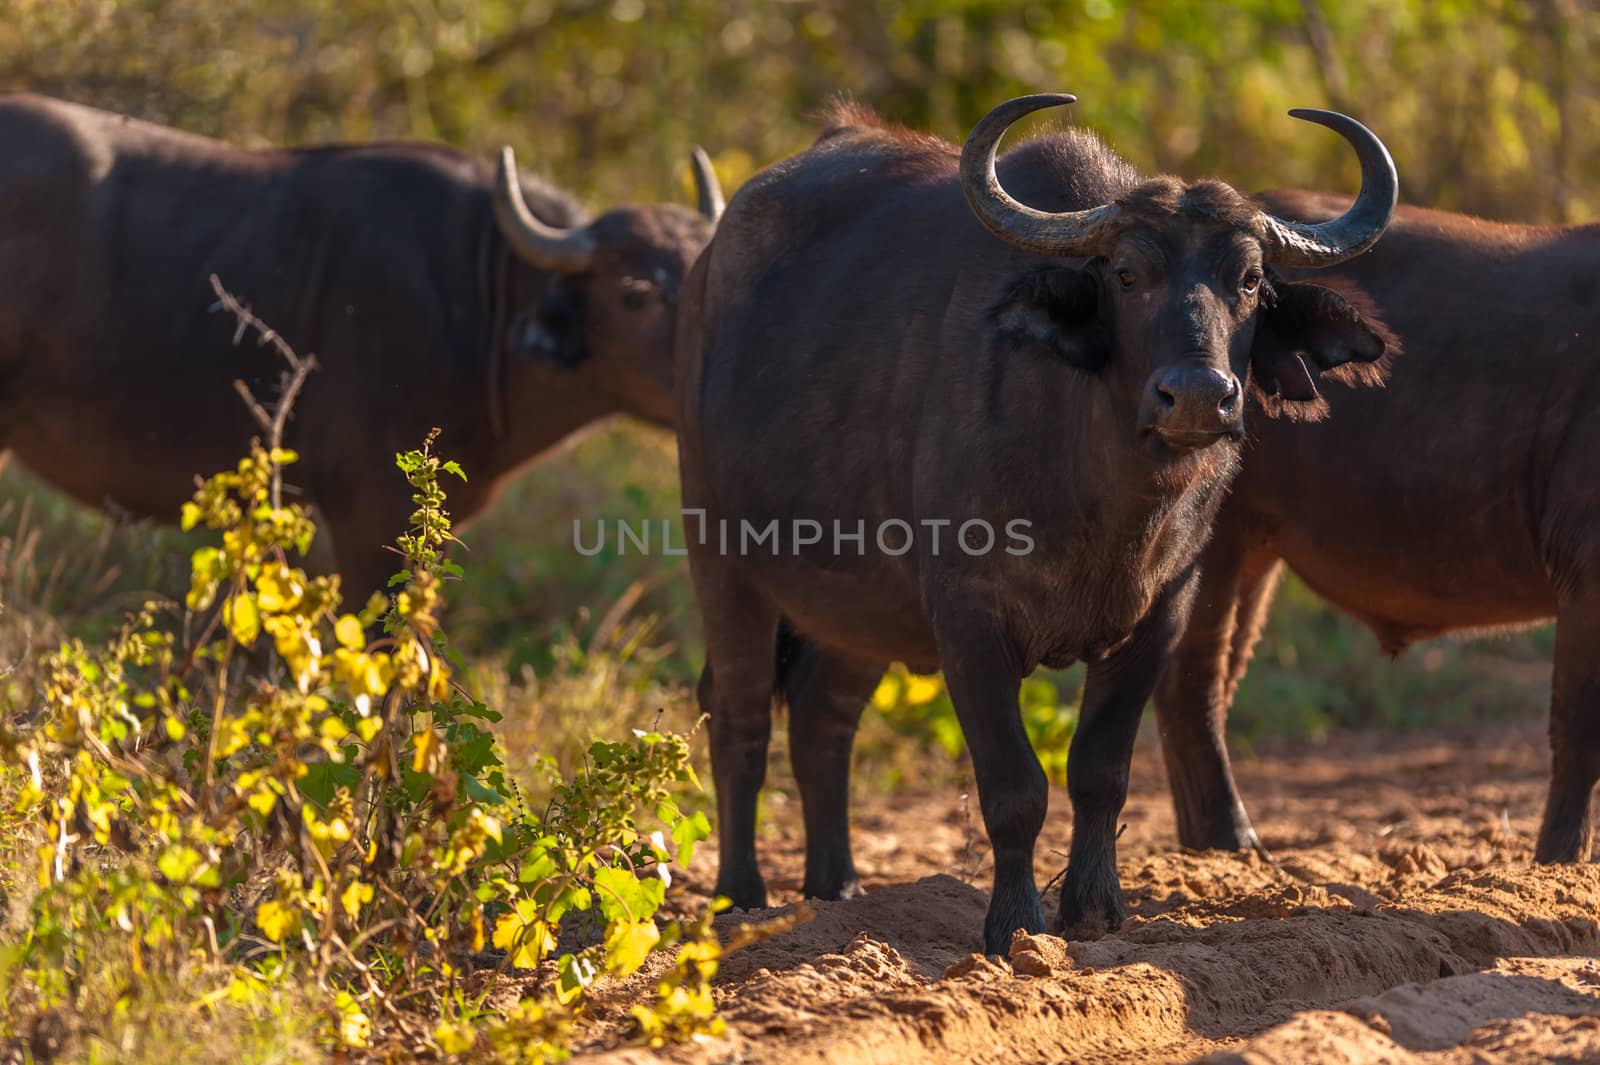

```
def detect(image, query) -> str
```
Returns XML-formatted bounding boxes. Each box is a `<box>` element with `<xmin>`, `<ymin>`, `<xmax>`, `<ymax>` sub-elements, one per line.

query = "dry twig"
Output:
<box><xmin>208</xmin><ymin>273</ymin><xmax>320</xmax><ymax>508</ymax></box>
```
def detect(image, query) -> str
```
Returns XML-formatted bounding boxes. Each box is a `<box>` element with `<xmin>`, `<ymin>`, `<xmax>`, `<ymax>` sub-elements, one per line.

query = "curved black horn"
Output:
<box><xmin>1254</xmin><ymin>110</ymin><xmax>1397</xmax><ymax>267</ymax></box>
<box><xmin>492</xmin><ymin>146</ymin><xmax>596</xmax><ymax>273</ymax></box>
<box><xmin>691</xmin><ymin>146</ymin><xmax>724</xmax><ymax>223</ymax></box>
<box><xmin>960</xmin><ymin>93</ymin><xmax>1122</xmax><ymax>257</ymax></box>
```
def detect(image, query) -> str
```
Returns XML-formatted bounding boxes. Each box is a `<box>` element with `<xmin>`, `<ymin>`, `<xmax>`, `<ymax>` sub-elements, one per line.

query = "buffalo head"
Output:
<box><xmin>964</xmin><ymin>94</ymin><xmax>1397</xmax><ymax>456</ymax></box>
<box><xmin>491</xmin><ymin>146</ymin><xmax>723</xmax><ymax>426</ymax></box>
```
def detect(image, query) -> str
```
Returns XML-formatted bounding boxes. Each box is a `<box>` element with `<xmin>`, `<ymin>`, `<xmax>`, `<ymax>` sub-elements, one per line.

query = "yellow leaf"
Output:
<box><xmin>870</xmin><ymin>673</ymin><xmax>901</xmax><ymax>711</ymax></box>
<box><xmin>340</xmin><ymin>879</ymin><xmax>373</xmax><ymax>919</ymax></box>
<box><xmin>226</xmin><ymin>595</ymin><xmax>260</xmax><ymax>647</ymax></box>
<box><xmin>428</xmin><ymin>663</ymin><xmax>452</xmax><ymax>700</ymax></box>
<box><xmin>255</xmin><ymin>899</ymin><xmax>300</xmax><ymax>943</ymax></box>
<box><xmin>605</xmin><ymin>918</ymin><xmax>661</xmax><ymax>975</ymax></box>
<box><xmin>256</xmin><ymin>562</ymin><xmax>302</xmax><ymax>604</ymax></box>
<box><xmin>477</xmin><ymin>810</ymin><xmax>503</xmax><ymax>845</ymax></box>
<box><xmin>903</xmin><ymin>673</ymin><xmax>943</xmax><ymax>705</ymax></box>
<box><xmin>339</xmin><ymin>1005</ymin><xmax>370</xmax><ymax>1048</ymax></box>
<box><xmin>413</xmin><ymin>727</ymin><xmax>442</xmax><ymax>773</ymax></box>
<box><xmin>335</xmin><ymin>615</ymin><xmax>365</xmax><ymax>651</ymax></box>
<box><xmin>493</xmin><ymin>906</ymin><xmax>556</xmax><ymax>969</ymax></box>
<box><xmin>433</xmin><ymin>1022</ymin><xmax>476</xmax><ymax>1055</ymax></box>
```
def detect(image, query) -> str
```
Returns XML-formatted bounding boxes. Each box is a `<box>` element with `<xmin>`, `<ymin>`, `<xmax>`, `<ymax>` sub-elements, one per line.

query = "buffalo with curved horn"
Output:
<box><xmin>0</xmin><ymin>93</ymin><xmax>723</xmax><ymax>596</ymax></box>
<box><xmin>677</xmin><ymin>93</ymin><xmax>1396</xmax><ymax>953</ymax></box>
<box><xmin>1153</xmin><ymin>180</ymin><xmax>1600</xmax><ymax>876</ymax></box>
<box><xmin>963</xmin><ymin>94</ymin><xmax>1395</xmax><ymax>268</ymax></box>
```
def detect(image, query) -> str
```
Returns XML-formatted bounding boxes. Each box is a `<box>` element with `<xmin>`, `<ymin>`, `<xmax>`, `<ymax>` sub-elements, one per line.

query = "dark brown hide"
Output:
<box><xmin>0</xmin><ymin>93</ymin><xmax>716</xmax><ymax>594</ymax></box>
<box><xmin>1154</xmin><ymin>190</ymin><xmax>1600</xmax><ymax>868</ymax></box>
<box><xmin>676</xmin><ymin>105</ymin><xmax>1394</xmax><ymax>954</ymax></box>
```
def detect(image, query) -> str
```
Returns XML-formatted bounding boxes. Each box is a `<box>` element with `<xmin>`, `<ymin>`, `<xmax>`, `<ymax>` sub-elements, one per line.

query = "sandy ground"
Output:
<box><xmin>575</xmin><ymin>719</ymin><xmax>1600</xmax><ymax>1064</ymax></box>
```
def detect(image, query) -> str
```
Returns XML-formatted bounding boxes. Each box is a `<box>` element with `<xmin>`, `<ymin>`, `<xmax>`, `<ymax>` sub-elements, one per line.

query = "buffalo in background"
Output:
<box><xmin>1155</xmin><ymin>190</ymin><xmax>1600</xmax><ymax>868</ymax></box>
<box><xmin>0</xmin><ymin>93</ymin><xmax>723</xmax><ymax>594</ymax></box>
<box><xmin>676</xmin><ymin>93</ymin><xmax>1397</xmax><ymax>953</ymax></box>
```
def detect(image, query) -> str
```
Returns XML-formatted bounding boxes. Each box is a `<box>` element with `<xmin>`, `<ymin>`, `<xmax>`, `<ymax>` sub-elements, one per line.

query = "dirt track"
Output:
<box><xmin>581</xmin><ymin>720</ymin><xmax>1600</xmax><ymax>1064</ymax></box>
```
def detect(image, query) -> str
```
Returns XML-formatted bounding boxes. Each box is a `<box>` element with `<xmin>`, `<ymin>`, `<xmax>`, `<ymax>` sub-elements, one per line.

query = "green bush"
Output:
<box><xmin>0</xmin><ymin>407</ymin><xmax>752</xmax><ymax>1061</ymax></box>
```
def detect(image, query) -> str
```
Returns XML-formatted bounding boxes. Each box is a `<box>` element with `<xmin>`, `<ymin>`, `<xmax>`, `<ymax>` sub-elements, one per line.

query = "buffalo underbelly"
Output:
<box><xmin>1285</xmin><ymin>547</ymin><xmax>1556</xmax><ymax>654</ymax></box>
<box><xmin>735</xmin><ymin>548</ymin><xmax>937</xmax><ymax>667</ymax></box>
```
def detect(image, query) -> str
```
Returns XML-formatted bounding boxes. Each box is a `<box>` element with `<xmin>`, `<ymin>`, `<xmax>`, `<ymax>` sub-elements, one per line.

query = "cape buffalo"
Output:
<box><xmin>676</xmin><ymin>93</ymin><xmax>1397</xmax><ymax>952</ymax></box>
<box><xmin>0</xmin><ymin>93</ymin><xmax>722</xmax><ymax>595</ymax></box>
<box><xmin>1154</xmin><ymin>190</ymin><xmax>1600</xmax><ymax>866</ymax></box>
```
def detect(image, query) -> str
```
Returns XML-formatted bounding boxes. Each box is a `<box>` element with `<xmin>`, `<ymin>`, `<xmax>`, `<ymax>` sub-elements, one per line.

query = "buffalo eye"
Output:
<box><xmin>1114</xmin><ymin>267</ymin><xmax>1137</xmax><ymax>291</ymax></box>
<box><xmin>1239</xmin><ymin>270</ymin><xmax>1263</xmax><ymax>297</ymax></box>
<box><xmin>620</xmin><ymin>276</ymin><xmax>656</xmax><ymax>310</ymax></box>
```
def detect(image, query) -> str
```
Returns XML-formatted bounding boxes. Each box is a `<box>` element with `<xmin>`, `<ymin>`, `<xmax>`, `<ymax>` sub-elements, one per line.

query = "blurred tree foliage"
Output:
<box><xmin>0</xmin><ymin>0</ymin><xmax>1575</xmax><ymax>741</ymax></box>
<box><xmin>4</xmin><ymin>0</ymin><xmax>1595</xmax><ymax>220</ymax></box>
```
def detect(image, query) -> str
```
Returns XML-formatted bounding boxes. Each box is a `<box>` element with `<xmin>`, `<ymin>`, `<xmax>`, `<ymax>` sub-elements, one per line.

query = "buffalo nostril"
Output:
<box><xmin>1218</xmin><ymin>378</ymin><xmax>1241</xmax><ymax>415</ymax></box>
<box><xmin>1155</xmin><ymin>384</ymin><xmax>1178</xmax><ymax>411</ymax></box>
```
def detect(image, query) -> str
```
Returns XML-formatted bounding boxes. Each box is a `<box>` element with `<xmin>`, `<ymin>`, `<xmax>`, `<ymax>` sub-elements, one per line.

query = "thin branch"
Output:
<box><xmin>208</xmin><ymin>274</ymin><xmax>320</xmax><ymax>509</ymax></box>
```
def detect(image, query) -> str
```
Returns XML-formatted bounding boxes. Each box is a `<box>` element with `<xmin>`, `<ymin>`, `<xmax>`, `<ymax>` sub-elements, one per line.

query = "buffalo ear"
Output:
<box><xmin>512</xmin><ymin>285</ymin><xmax>587</xmax><ymax>369</ymax></box>
<box><xmin>988</xmin><ymin>264</ymin><xmax>1110</xmax><ymax>372</ymax></box>
<box><xmin>1249</xmin><ymin>277</ymin><xmax>1398</xmax><ymax>420</ymax></box>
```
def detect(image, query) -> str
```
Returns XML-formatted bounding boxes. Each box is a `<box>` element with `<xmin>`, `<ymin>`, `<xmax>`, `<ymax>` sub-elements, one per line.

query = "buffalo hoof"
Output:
<box><xmin>801</xmin><ymin>852</ymin><xmax>864</xmax><ymax>901</ymax></box>
<box><xmin>803</xmin><ymin>876</ymin><xmax>864</xmax><ymax>901</ymax></box>
<box><xmin>1533</xmin><ymin>831</ymin><xmax>1588</xmax><ymax>865</ymax></box>
<box><xmin>1052</xmin><ymin>877</ymin><xmax>1126</xmax><ymax>941</ymax></box>
<box><xmin>714</xmin><ymin>868</ymin><xmax>770</xmax><ymax>911</ymax></box>
<box><xmin>1185</xmin><ymin>822</ymin><xmax>1277</xmax><ymax>869</ymax></box>
<box><xmin>1176</xmin><ymin>803</ymin><xmax>1261</xmax><ymax>855</ymax></box>
<box><xmin>983</xmin><ymin>882</ymin><xmax>1045</xmax><ymax>956</ymax></box>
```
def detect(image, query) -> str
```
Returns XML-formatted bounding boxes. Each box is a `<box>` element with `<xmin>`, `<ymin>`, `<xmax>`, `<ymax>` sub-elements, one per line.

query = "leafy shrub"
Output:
<box><xmin>0</xmin><ymin>313</ymin><xmax>748</xmax><ymax>1061</ymax></box>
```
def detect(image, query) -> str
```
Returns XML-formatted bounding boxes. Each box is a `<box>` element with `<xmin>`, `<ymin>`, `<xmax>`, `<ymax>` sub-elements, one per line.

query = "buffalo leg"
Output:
<box><xmin>1058</xmin><ymin>571</ymin><xmax>1197</xmax><ymax>938</ymax></box>
<box><xmin>939</xmin><ymin>626</ymin><xmax>1043</xmax><ymax>955</ymax></box>
<box><xmin>934</xmin><ymin>617</ymin><xmax>1049</xmax><ymax>946</ymax></box>
<box><xmin>781</xmin><ymin>634</ymin><xmax>883</xmax><ymax>899</ymax></box>
<box><xmin>694</xmin><ymin>573</ymin><xmax>781</xmax><ymax>909</ymax></box>
<box><xmin>1536</xmin><ymin>594</ymin><xmax>1600</xmax><ymax>862</ymax></box>
<box><xmin>1221</xmin><ymin>556</ymin><xmax>1284</xmax><ymax>707</ymax></box>
<box><xmin>1154</xmin><ymin>532</ymin><xmax>1280</xmax><ymax>852</ymax></box>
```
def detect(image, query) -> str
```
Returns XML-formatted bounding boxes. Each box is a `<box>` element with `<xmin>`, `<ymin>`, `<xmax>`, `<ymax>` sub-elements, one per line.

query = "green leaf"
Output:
<box><xmin>673</xmin><ymin>810</ymin><xmax>712</xmax><ymax>870</ymax></box>
<box><xmin>461</xmin><ymin>774</ymin><xmax>507</xmax><ymax>805</ymax></box>
<box><xmin>594</xmin><ymin>866</ymin><xmax>664</xmax><ymax>924</ymax></box>
<box><xmin>157</xmin><ymin>845</ymin><xmax>204</xmax><ymax>884</ymax></box>
<box><xmin>557</xmin><ymin>951</ymin><xmax>600</xmax><ymax>1005</ymax></box>
<box><xmin>521</xmin><ymin>847</ymin><xmax>559</xmax><ymax>885</ymax></box>
<box><xmin>300</xmin><ymin>761</ymin><xmax>362</xmax><ymax>809</ymax></box>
